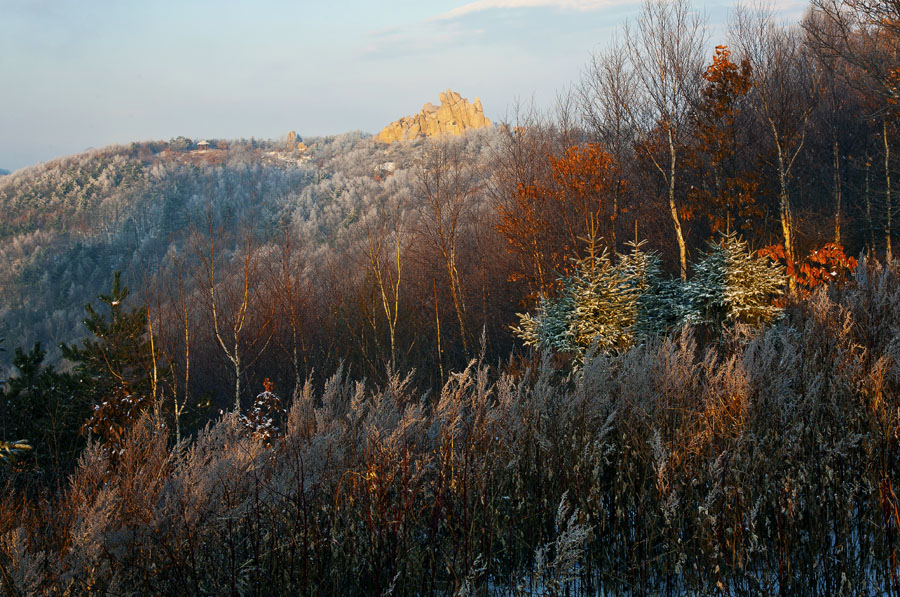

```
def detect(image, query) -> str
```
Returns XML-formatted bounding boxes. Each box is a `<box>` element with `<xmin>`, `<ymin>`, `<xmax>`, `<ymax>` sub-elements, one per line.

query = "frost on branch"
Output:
<box><xmin>238</xmin><ymin>378</ymin><xmax>286</xmax><ymax>444</ymax></box>
<box><xmin>684</xmin><ymin>231</ymin><xmax>787</xmax><ymax>327</ymax></box>
<box><xmin>514</xmin><ymin>241</ymin><xmax>673</xmax><ymax>361</ymax></box>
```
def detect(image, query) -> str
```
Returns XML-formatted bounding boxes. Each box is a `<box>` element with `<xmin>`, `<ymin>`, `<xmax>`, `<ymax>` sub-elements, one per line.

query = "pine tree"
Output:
<box><xmin>684</xmin><ymin>231</ymin><xmax>787</xmax><ymax>327</ymax></box>
<box><xmin>514</xmin><ymin>240</ymin><xmax>654</xmax><ymax>362</ymax></box>
<box><xmin>568</xmin><ymin>247</ymin><xmax>642</xmax><ymax>354</ymax></box>
<box><xmin>3</xmin><ymin>343</ymin><xmax>87</xmax><ymax>473</ymax></box>
<box><xmin>617</xmin><ymin>241</ymin><xmax>685</xmax><ymax>337</ymax></box>
<box><xmin>515</xmin><ymin>234</ymin><xmax>785</xmax><ymax>365</ymax></box>
<box><xmin>61</xmin><ymin>273</ymin><xmax>150</xmax><ymax>395</ymax></box>
<box><xmin>515</xmin><ymin>290</ymin><xmax>575</xmax><ymax>355</ymax></box>
<box><xmin>0</xmin><ymin>336</ymin><xmax>32</xmax><ymax>467</ymax></box>
<box><xmin>61</xmin><ymin>273</ymin><xmax>163</xmax><ymax>454</ymax></box>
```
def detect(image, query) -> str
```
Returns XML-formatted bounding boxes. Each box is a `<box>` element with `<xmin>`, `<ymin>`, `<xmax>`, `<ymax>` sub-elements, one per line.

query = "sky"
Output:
<box><xmin>0</xmin><ymin>0</ymin><xmax>807</xmax><ymax>172</ymax></box>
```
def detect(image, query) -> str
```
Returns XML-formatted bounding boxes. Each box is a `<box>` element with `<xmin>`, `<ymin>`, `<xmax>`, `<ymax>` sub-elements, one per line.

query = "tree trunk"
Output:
<box><xmin>610</xmin><ymin>180</ymin><xmax>619</xmax><ymax>259</ymax></box>
<box><xmin>234</xmin><ymin>344</ymin><xmax>241</xmax><ymax>412</ymax></box>
<box><xmin>447</xmin><ymin>255</ymin><xmax>469</xmax><ymax>354</ymax></box>
<box><xmin>147</xmin><ymin>307</ymin><xmax>160</xmax><ymax>428</ymax></box>
<box><xmin>667</xmin><ymin>127</ymin><xmax>688</xmax><ymax>279</ymax></box>
<box><xmin>833</xmin><ymin>136</ymin><xmax>842</xmax><ymax>246</ymax></box>
<box><xmin>177</xmin><ymin>327</ymin><xmax>188</xmax><ymax>444</ymax></box>
<box><xmin>773</xmin><ymin>123</ymin><xmax>796</xmax><ymax>293</ymax></box>
<box><xmin>433</xmin><ymin>279</ymin><xmax>444</xmax><ymax>382</ymax></box>
<box><xmin>176</xmin><ymin>269</ymin><xmax>190</xmax><ymax>445</ymax></box>
<box><xmin>885</xmin><ymin>118</ymin><xmax>893</xmax><ymax>262</ymax></box>
<box><xmin>866</xmin><ymin>155</ymin><xmax>875</xmax><ymax>252</ymax></box>
<box><xmin>291</xmin><ymin>322</ymin><xmax>301</xmax><ymax>394</ymax></box>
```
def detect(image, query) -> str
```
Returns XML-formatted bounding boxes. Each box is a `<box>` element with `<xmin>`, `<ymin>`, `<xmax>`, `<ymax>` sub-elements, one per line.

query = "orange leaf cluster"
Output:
<box><xmin>497</xmin><ymin>143</ymin><xmax>623</xmax><ymax>295</ymax></box>
<box><xmin>759</xmin><ymin>243</ymin><xmax>857</xmax><ymax>293</ymax></box>
<box><xmin>686</xmin><ymin>46</ymin><xmax>760</xmax><ymax>234</ymax></box>
<box><xmin>548</xmin><ymin>143</ymin><xmax>621</xmax><ymax>256</ymax></box>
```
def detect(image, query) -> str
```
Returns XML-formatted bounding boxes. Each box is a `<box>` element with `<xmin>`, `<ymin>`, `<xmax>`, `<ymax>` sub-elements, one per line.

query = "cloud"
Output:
<box><xmin>432</xmin><ymin>0</ymin><xmax>623</xmax><ymax>21</ymax></box>
<box><xmin>359</xmin><ymin>21</ymin><xmax>485</xmax><ymax>57</ymax></box>
<box><xmin>358</xmin><ymin>0</ymin><xmax>630</xmax><ymax>58</ymax></box>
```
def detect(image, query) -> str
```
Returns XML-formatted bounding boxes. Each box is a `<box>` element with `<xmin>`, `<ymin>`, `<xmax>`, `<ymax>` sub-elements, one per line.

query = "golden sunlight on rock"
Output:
<box><xmin>374</xmin><ymin>89</ymin><xmax>492</xmax><ymax>143</ymax></box>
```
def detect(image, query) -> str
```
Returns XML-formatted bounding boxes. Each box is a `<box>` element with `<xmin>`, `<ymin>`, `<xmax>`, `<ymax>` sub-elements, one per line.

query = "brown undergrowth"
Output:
<box><xmin>2</xmin><ymin>259</ymin><xmax>899</xmax><ymax>595</ymax></box>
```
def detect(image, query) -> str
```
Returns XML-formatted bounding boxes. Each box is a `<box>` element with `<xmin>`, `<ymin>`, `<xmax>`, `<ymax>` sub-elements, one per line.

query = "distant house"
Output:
<box><xmin>196</xmin><ymin>140</ymin><xmax>210</xmax><ymax>150</ymax></box>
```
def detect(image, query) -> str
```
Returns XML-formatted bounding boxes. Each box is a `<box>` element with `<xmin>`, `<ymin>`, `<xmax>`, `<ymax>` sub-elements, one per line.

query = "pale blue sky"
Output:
<box><xmin>0</xmin><ymin>0</ymin><xmax>805</xmax><ymax>171</ymax></box>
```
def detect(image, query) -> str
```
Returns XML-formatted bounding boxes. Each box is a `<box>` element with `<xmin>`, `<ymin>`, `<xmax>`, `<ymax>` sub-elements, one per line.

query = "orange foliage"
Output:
<box><xmin>686</xmin><ymin>46</ymin><xmax>761</xmax><ymax>234</ymax></box>
<box><xmin>759</xmin><ymin>243</ymin><xmax>858</xmax><ymax>293</ymax></box>
<box><xmin>497</xmin><ymin>143</ymin><xmax>623</xmax><ymax>295</ymax></box>
<box><xmin>548</xmin><ymin>143</ymin><xmax>621</xmax><ymax>254</ymax></box>
<box><xmin>497</xmin><ymin>181</ymin><xmax>562</xmax><ymax>292</ymax></box>
<box><xmin>887</xmin><ymin>67</ymin><xmax>900</xmax><ymax>104</ymax></box>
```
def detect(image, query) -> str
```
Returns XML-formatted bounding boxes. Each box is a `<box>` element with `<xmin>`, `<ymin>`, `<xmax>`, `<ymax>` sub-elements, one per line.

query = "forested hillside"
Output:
<box><xmin>0</xmin><ymin>131</ymin><xmax>463</xmax><ymax>374</ymax></box>
<box><xmin>3</xmin><ymin>0</ymin><xmax>900</xmax><ymax>593</ymax></box>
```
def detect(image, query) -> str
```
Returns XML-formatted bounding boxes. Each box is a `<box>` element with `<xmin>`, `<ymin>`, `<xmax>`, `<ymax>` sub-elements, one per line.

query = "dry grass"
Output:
<box><xmin>2</xmin><ymin>258</ymin><xmax>899</xmax><ymax>595</ymax></box>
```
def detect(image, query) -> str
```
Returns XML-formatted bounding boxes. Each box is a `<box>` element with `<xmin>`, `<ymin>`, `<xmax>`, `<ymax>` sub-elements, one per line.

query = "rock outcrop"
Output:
<box><xmin>375</xmin><ymin>90</ymin><xmax>492</xmax><ymax>143</ymax></box>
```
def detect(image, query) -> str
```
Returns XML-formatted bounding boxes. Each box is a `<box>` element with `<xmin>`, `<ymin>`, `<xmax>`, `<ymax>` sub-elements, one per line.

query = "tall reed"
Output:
<box><xmin>2</xmin><ymin>259</ymin><xmax>898</xmax><ymax>595</ymax></box>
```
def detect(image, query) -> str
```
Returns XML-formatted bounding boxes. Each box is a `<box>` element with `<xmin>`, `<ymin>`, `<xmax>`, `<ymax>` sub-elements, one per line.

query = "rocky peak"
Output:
<box><xmin>375</xmin><ymin>89</ymin><xmax>492</xmax><ymax>143</ymax></box>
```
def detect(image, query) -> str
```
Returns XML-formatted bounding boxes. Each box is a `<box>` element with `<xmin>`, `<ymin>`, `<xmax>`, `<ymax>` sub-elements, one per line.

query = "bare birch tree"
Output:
<box><xmin>195</xmin><ymin>215</ymin><xmax>274</xmax><ymax>412</ymax></box>
<box><xmin>624</xmin><ymin>0</ymin><xmax>707</xmax><ymax>279</ymax></box>
<box><xmin>364</xmin><ymin>201</ymin><xmax>407</xmax><ymax>368</ymax></box>
<box><xmin>734</xmin><ymin>5</ymin><xmax>820</xmax><ymax>283</ymax></box>
<box><xmin>416</xmin><ymin>139</ymin><xmax>479</xmax><ymax>354</ymax></box>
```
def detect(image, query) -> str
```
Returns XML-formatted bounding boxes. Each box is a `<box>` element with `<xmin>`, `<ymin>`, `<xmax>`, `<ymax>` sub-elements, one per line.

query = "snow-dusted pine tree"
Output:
<box><xmin>514</xmin><ymin>287</ymin><xmax>576</xmax><ymax>355</ymax></box>
<box><xmin>617</xmin><ymin>241</ymin><xmax>685</xmax><ymax>337</ymax></box>
<box><xmin>516</xmin><ymin>234</ymin><xmax>786</xmax><ymax>362</ymax></box>
<box><xmin>684</xmin><ymin>231</ymin><xmax>787</xmax><ymax>327</ymax></box>
<box><xmin>567</xmin><ymin>247</ymin><xmax>643</xmax><ymax>355</ymax></box>
<box><xmin>514</xmin><ymin>240</ymin><xmax>659</xmax><ymax>361</ymax></box>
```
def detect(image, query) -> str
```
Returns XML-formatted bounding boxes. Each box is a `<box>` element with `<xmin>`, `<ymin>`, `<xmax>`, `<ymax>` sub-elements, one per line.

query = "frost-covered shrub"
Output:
<box><xmin>237</xmin><ymin>378</ymin><xmax>286</xmax><ymax>443</ymax></box>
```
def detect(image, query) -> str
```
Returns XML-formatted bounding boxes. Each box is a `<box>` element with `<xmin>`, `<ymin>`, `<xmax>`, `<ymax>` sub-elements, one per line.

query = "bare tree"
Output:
<box><xmin>805</xmin><ymin>0</ymin><xmax>899</xmax><ymax>259</ymax></box>
<box><xmin>194</xmin><ymin>214</ymin><xmax>274</xmax><ymax>412</ymax></box>
<box><xmin>624</xmin><ymin>0</ymin><xmax>708</xmax><ymax>279</ymax></box>
<box><xmin>805</xmin><ymin>0</ymin><xmax>900</xmax><ymax>102</ymax></box>
<box><xmin>734</xmin><ymin>5</ymin><xmax>820</xmax><ymax>283</ymax></box>
<box><xmin>580</xmin><ymin>41</ymin><xmax>638</xmax><ymax>257</ymax></box>
<box><xmin>171</xmin><ymin>259</ymin><xmax>194</xmax><ymax>443</ymax></box>
<box><xmin>363</xmin><ymin>201</ymin><xmax>407</xmax><ymax>368</ymax></box>
<box><xmin>269</xmin><ymin>229</ymin><xmax>310</xmax><ymax>396</ymax></box>
<box><xmin>416</xmin><ymin>139</ymin><xmax>479</xmax><ymax>354</ymax></box>
<box><xmin>151</xmin><ymin>256</ymin><xmax>196</xmax><ymax>444</ymax></box>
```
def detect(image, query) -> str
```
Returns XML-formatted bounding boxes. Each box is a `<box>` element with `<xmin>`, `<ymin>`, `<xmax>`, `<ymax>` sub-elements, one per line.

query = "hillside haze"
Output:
<box><xmin>0</xmin><ymin>125</ymin><xmax>501</xmax><ymax>378</ymax></box>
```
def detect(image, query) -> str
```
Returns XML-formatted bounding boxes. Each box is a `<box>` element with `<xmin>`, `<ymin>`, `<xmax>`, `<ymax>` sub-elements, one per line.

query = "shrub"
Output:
<box><xmin>2</xmin><ymin>259</ymin><xmax>899</xmax><ymax>595</ymax></box>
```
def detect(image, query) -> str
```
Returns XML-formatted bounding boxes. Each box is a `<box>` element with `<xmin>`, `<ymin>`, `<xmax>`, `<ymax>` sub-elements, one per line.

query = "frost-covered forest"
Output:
<box><xmin>3</xmin><ymin>0</ymin><xmax>900</xmax><ymax>593</ymax></box>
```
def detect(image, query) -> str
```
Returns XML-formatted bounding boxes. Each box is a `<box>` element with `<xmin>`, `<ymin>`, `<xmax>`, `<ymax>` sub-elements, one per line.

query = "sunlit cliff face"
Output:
<box><xmin>375</xmin><ymin>89</ymin><xmax>493</xmax><ymax>143</ymax></box>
